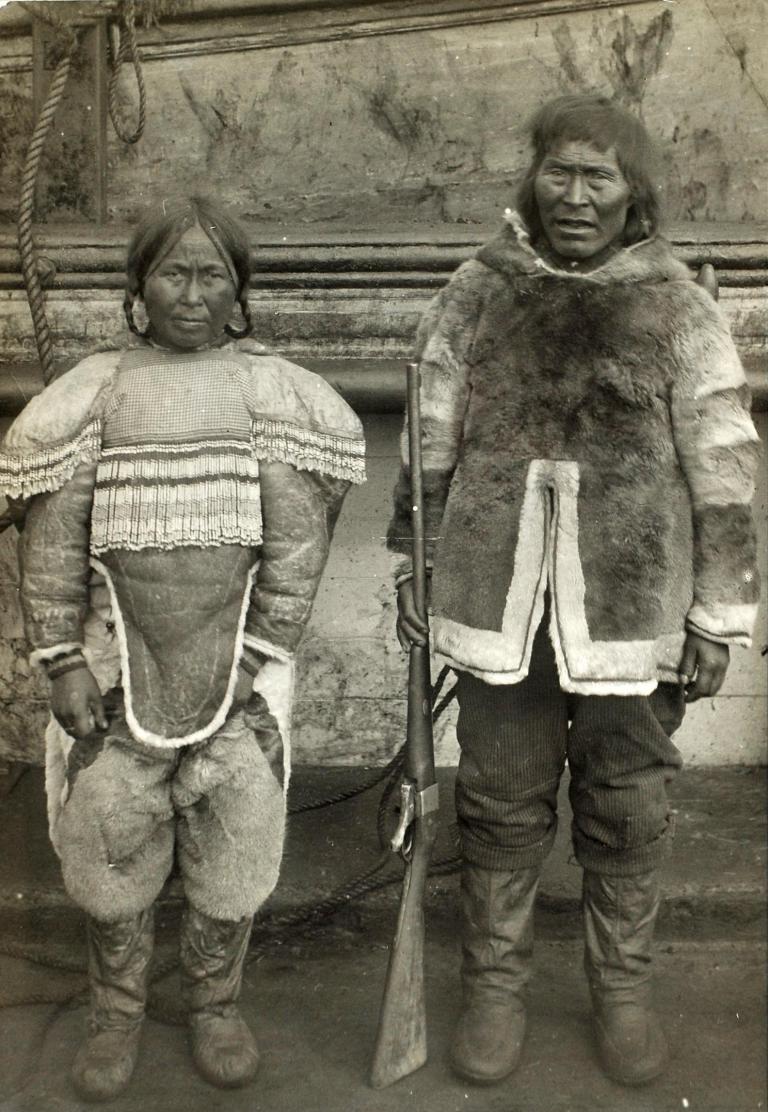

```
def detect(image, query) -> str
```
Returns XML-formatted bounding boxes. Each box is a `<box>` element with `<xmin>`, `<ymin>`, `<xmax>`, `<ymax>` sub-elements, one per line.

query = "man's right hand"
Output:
<box><xmin>396</xmin><ymin>581</ymin><xmax>429</xmax><ymax>650</ymax></box>
<box><xmin>51</xmin><ymin>667</ymin><xmax>108</xmax><ymax>738</ymax></box>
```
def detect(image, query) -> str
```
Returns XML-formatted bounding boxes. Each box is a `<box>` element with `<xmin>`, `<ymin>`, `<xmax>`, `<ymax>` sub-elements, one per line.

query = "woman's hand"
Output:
<box><xmin>678</xmin><ymin>632</ymin><xmax>730</xmax><ymax>703</ymax></box>
<box><xmin>51</xmin><ymin>668</ymin><xmax>108</xmax><ymax>738</ymax></box>
<box><xmin>396</xmin><ymin>581</ymin><xmax>429</xmax><ymax>651</ymax></box>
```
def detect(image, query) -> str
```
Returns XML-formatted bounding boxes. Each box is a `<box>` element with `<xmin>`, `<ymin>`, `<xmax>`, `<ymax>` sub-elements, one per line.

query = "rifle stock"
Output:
<box><xmin>370</xmin><ymin>363</ymin><xmax>439</xmax><ymax>1089</ymax></box>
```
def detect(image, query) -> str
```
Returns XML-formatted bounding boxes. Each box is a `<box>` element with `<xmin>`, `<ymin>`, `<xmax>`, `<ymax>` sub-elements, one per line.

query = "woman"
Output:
<box><xmin>389</xmin><ymin>96</ymin><xmax>760</xmax><ymax>1087</ymax></box>
<box><xmin>0</xmin><ymin>197</ymin><xmax>365</xmax><ymax>1102</ymax></box>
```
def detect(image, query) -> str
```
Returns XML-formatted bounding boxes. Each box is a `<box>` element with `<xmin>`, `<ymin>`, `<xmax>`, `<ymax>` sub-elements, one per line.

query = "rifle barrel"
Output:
<box><xmin>369</xmin><ymin>360</ymin><xmax>439</xmax><ymax>1090</ymax></box>
<box><xmin>407</xmin><ymin>362</ymin><xmax>428</xmax><ymax>624</ymax></box>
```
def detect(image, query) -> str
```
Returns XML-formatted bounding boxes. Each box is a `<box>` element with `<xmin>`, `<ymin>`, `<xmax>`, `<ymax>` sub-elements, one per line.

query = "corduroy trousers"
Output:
<box><xmin>454</xmin><ymin>617</ymin><xmax>685</xmax><ymax>877</ymax></box>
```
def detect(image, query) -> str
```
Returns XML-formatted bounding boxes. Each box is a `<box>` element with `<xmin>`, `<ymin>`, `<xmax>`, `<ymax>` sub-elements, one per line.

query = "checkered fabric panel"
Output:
<box><xmin>104</xmin><ymin>360</ymin><xmax>252</xmax><ymax>446</ymax></box>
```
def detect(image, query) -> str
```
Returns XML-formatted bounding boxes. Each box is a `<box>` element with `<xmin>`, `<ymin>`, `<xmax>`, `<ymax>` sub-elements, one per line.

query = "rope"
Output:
<box><xmin>288</xmin><ymin>748</ymin><xmax>404</xmax><ymax>815</ymax></box>
<box><xmin>16</xmin><ymin>5</ymin><xmax>80</xmax><ymax>385</ymax></box>
<box><xmin>14</xmin><ymin>0</ymin><xmax>150</xmax><ymax>388</ymax></box>
<box><xmin>107</xmin><ymin>0</ymin><xmax>147</xmax><ymax>145</ymax></box>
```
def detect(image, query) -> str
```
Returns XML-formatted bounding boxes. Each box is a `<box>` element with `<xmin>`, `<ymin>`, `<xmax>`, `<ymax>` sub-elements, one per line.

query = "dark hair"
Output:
<box><xmin>124</xmin><ymin>195</ymin><xmax>253</xmax><ymax>339</ymax></box>
<box><xmin>516</xmin><ymin>95</ymin><xmax>661</xmax><ymax>247</ymax></box>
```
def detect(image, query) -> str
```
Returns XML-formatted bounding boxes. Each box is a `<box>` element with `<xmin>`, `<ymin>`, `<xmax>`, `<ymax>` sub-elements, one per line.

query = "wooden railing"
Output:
<box><xmin>0</xmin><ymin>220</ymin><xmax>766</xmax><ymax>415</ymax></box>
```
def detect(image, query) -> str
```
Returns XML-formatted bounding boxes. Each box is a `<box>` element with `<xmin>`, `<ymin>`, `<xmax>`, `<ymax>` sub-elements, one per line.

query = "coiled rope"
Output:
<box><xmin>16</xmin><ymin>3</ymin><xmax>80</xmax><ymax>386</ymax></box>
<box><xmin>107</xmin><ymin>0</ymin><xmax>147</xmax><ymax>145</ymax></box>
<box><xmin>15</xmin><ymin>0</ymin><xmax>149</xmax><ymax>387</ymax></box>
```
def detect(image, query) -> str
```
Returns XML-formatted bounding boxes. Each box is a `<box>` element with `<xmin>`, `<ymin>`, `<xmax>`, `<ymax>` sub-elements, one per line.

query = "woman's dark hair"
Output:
<box><xmin>516</xmin><ymin>94</ymin><xmax>661</xmax><ymax>247</ymax></box>
<box><xmin>124</xmin><ymin>195</ymin><xmax>253</xmax><ymax>339</ymax></box>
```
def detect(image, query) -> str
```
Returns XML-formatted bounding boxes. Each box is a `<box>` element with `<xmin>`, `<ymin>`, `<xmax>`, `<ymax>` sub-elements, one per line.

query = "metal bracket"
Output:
<box><xmin>389</xmin><ymin>779</ymin><xmax>439</xmax><ymax>855</ymax></box>
<box><xmin>390</xmin><ymin>780</ymin><xmax>416</xmax><ymax>854</ymax></box>
<box><xmin>415</xmin><ymin>781</ymin><xmax>439</xmax><ymax>817</ymax></box>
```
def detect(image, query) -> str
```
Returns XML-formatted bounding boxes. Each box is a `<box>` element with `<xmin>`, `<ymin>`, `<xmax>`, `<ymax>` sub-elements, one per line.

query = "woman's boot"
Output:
<box><xmin>450</xmin><ymin>864</ymin><xmax>540</xmax><ymax>1084</ymax></box>
<box><xmin>71</xmin><ymin>907</ymin><xmax>154</xmax><ymax>1102</ymax></box>
<box><xmin>180</xmin><ymin>904</ymin><xmax>259</xmax><ymax>1088</ymax></box>
<box><xmin>583</xmin><ymin>870</ymin><xmax>668</xmax><ymax>1086</ymax></box>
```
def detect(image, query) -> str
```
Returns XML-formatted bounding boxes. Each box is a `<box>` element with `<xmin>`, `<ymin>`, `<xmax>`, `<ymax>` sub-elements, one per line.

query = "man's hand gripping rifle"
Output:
<box><xmin>370</xmin><ymin>362</ymin><xmax>440</xmax><ymax>1089</ymax></box>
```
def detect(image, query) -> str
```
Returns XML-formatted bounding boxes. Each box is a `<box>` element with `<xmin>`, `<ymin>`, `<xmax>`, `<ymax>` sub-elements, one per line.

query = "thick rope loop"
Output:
<box><xmin>16</xmin><ymin>5</ymin><xmax>81</xmax><ymax>384</ymax></box>
<box><xmin>107</xmin><ymin>0</ymin><xmax>147</xmax><ymax>145</ymax></box>
<box><xmin>15</xmin><ymin>0</ymin><xmax>149</xmax><ymax>388</ymax></box>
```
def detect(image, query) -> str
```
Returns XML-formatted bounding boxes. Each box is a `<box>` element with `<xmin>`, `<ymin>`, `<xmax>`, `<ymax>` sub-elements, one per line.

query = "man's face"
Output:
<box><xmin>143</xmin><ymin>225</ymin><xmax>237</xmax><ymax>351</ymax></box>
<box><xmin>533</xmin><ymin>140</ymin><xmax>632</xmax><ymax>261</ymax></box>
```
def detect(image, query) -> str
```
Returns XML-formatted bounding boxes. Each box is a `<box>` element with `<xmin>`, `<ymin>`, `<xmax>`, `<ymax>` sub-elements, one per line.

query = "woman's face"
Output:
<box><xmin>533</xmin><ymin>139</ymin><xmax>632</xmax><ymax>261</ymax></box>
<box><xmin>142</xmin><ymin>224</ymin><xmax>237</xmax><ymax>351</ymax></box>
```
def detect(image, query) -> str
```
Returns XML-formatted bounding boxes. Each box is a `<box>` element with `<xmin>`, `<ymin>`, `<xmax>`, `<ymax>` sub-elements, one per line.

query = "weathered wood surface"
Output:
<box><xmin>2</xmin><ymin>1</ymin><xmax>767</xmax><ymax>227</ymax></box>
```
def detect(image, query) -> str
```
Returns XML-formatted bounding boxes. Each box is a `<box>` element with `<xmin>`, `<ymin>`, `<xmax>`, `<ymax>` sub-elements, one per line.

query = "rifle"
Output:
<box><xmin>370</xmin><ymin>361</ymin><xmax>440</xmax><ymax>1089</ymax></box>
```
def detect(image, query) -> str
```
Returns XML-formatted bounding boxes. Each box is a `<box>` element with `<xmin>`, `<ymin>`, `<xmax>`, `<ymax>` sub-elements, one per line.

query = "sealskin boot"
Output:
<box><xmin>583</xmin><ymin>870</ymin><xmax>668</xmax><ymax>1086</ymax></box>
<box><xmin>450</xmin><ymin>864</ymin><xmax>540</xmax><ymax>1085</ymax></box>
<box><xmin>180</xmin><ymin>904</ymin><xmax>259</xmax><ymax>1089</ymax></box>
<box><xmin>71</xmin><ymin>908</ymin><xmax>154</xmax><ymax>1103</ymax></box>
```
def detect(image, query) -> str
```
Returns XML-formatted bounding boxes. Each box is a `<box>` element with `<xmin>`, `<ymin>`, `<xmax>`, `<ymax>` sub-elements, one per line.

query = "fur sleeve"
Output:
<box><xmin>386</xmin><ymin>258</ymin><xmax>493</xmax><ymax>575</ymax></box>
<box><xmin>668</xmin><ymin>284</ymin><xmax>761</xmax><ymax>645</ymax></box>
<box><xmin>243</xmin><ymin>460</ymin><xmax>337</xmax><ymax>659</ymax></box>
<box><xmin>19</xmin><ymin>459</ymin><xmax>97</xmax><ymax>662</ymax></box>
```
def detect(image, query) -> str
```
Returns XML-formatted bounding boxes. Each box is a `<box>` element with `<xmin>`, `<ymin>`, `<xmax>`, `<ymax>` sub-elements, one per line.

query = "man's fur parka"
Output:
<box><xmin>388</xmin><ymin>213</ymin><xmax>761</xmax><ymax>694</ymax></box>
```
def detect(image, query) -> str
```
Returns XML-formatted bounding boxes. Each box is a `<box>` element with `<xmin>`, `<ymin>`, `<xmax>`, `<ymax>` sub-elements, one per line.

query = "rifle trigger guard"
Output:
<box><xmin>390</xmin><ymin>780</ymin><xmax>416</xmax><ymax>854</ymax></box>
<box><xmin>416</xmin><ymin>782</ymin><xmax>439</xmax><ymax>817</ymax></box>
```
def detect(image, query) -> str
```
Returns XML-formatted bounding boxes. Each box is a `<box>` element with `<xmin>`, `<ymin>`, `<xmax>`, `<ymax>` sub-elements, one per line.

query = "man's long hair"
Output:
<box><xmin>516</xmin><ymin>95</ymin><xmax>662</xmax><ymax>247</ymax></box>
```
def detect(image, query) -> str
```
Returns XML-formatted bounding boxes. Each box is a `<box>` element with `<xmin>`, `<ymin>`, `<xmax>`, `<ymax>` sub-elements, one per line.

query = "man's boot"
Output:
<box><xmin>450</xmin><ymin>864</ymin><xmax>540</xmax><ymax>1084</ymax></box>
<box><xmin>180</xmin><ymin>904</ymin><xmax>259</xmax><ymax>1088</ymax></box>
<box><xmin>71</xmin><ymin>907</ymin><xmax>154</xmax><ymax>1102</ymax></box>
<box><xmin>583</xmin><ymin>870</ymin><xmax>668</xmax><ymax>1086</ymax></box>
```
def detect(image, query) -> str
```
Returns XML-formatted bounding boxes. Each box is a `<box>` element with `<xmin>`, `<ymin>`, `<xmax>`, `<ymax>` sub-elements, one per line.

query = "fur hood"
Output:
<box><xmin>477</xmin><ymin>208</ymin><xmax>692</xmax><ymax>286</ymax></box>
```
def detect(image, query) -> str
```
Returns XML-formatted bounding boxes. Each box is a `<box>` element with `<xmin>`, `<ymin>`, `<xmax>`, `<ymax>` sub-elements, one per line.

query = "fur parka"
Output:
<box><xmin>387</xmin><ymin>212</ymin><xmax>761</xmax><ymax>694</ymax></box>
<box><xmin>0</xmin><ymin>339</ymin><xmax>366</xmax><ymax>746</ymax></box>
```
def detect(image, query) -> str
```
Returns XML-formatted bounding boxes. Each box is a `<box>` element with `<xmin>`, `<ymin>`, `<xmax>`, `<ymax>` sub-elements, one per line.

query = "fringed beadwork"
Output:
<box><xmin>91</xmin><ymin>439</ymin><xmax>262</xmax><ymax>554</ymax></box>
<box><xmin>252</xmin><ymin>417</ymin><xmax>367</xmax><ymax>483</ymax></box>
<box><xmin>0</xmin><ymin>347</ymin><xmax>366</xmax><ymax>554</ymax></box>
<box><xmin>0</xmin><ymin>420</ymin><xmax>102</xmax><ymax>499</ymax></box>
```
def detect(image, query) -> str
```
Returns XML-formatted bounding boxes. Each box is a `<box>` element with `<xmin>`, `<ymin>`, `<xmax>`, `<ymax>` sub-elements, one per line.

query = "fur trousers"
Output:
<box><xmin>45</xmin><ymin>690</ymin><xmax>287</xmax><ymax>922</ymax></box>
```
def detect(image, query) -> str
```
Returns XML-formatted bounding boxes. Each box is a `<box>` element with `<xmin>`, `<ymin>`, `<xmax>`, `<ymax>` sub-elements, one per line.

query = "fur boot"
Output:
<box><xmin>71</xmin><ymin>907</ymin><xmax>154</xmax><ymax>1103</ymax></box>
<box><xmin>583</xmin><ymin>870</ymin><xmax>668</xmax><ymax>1085</ymax></box>
<box><xmin>180</xmin><ymin>904</ymin><xmax>259</xmax><ymax>1088</ymax></box>
<box><xmin>450</xmin><ymin>864</ymin><xmax>540</xmax><ymax>1084</ymax></box>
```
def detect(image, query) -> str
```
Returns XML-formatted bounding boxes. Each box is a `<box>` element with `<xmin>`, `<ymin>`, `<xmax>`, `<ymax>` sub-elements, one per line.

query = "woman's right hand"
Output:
<box><xmin>396</xmin><ymin>581</ymin><xmax>429</xmax><ymax>651</ymax></box>
<box><xmin>51</xmin><ymin>668</ymin><xmax>108</xmax><ymax>738</ymax></box>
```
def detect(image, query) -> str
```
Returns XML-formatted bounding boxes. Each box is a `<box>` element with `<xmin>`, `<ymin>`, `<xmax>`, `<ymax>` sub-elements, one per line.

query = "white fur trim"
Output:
<box><xmin>545</xmin><ymin>462</ymin><xmax>660</xmax><ymax>691</ymax></box>
<box><xmin>685</xmin><ymin>606</ymin><xmax>755</xmax><ymax>647</ymax></box>
<box><xmin>502</xmin><ymin>208</ymin><xmax>662</xmax><ymax>282</ymax></box>
<box><xmin>242</xmin><ymin>633</ymin><xmax>294</xmax><ymax>664</ymax></box>
<box><xmin>82</xmin><ymin>591</ymin><xmax>123</xmax><ymax>694</ymax></box>
<box><xmin>44</xmin><ymin>716</ymin><xmax>75</xmax><ymax>856</ymax></box>
<box><xmin>433</xmin><ymin>465</ymin><xmax>549</xmax><ymax>680</ymax></box>
<box><xmin>433</xmin><ymin>459</ymin><xmax>681</xmax><ymax>695</ymax></box>
<box><xmin>90</xmin><ymin>558</ymin><xmax>256</xmax><ymax>748</ymax></box>
<box><xmin>30</xmin><ymin>643</ymin><xmax>85</xmax><ymax>671</ymax></box>
<box><xmin>251</xmin><ymin>657</ymin><xmax>295</xmax><ymax>794</ymax></box>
